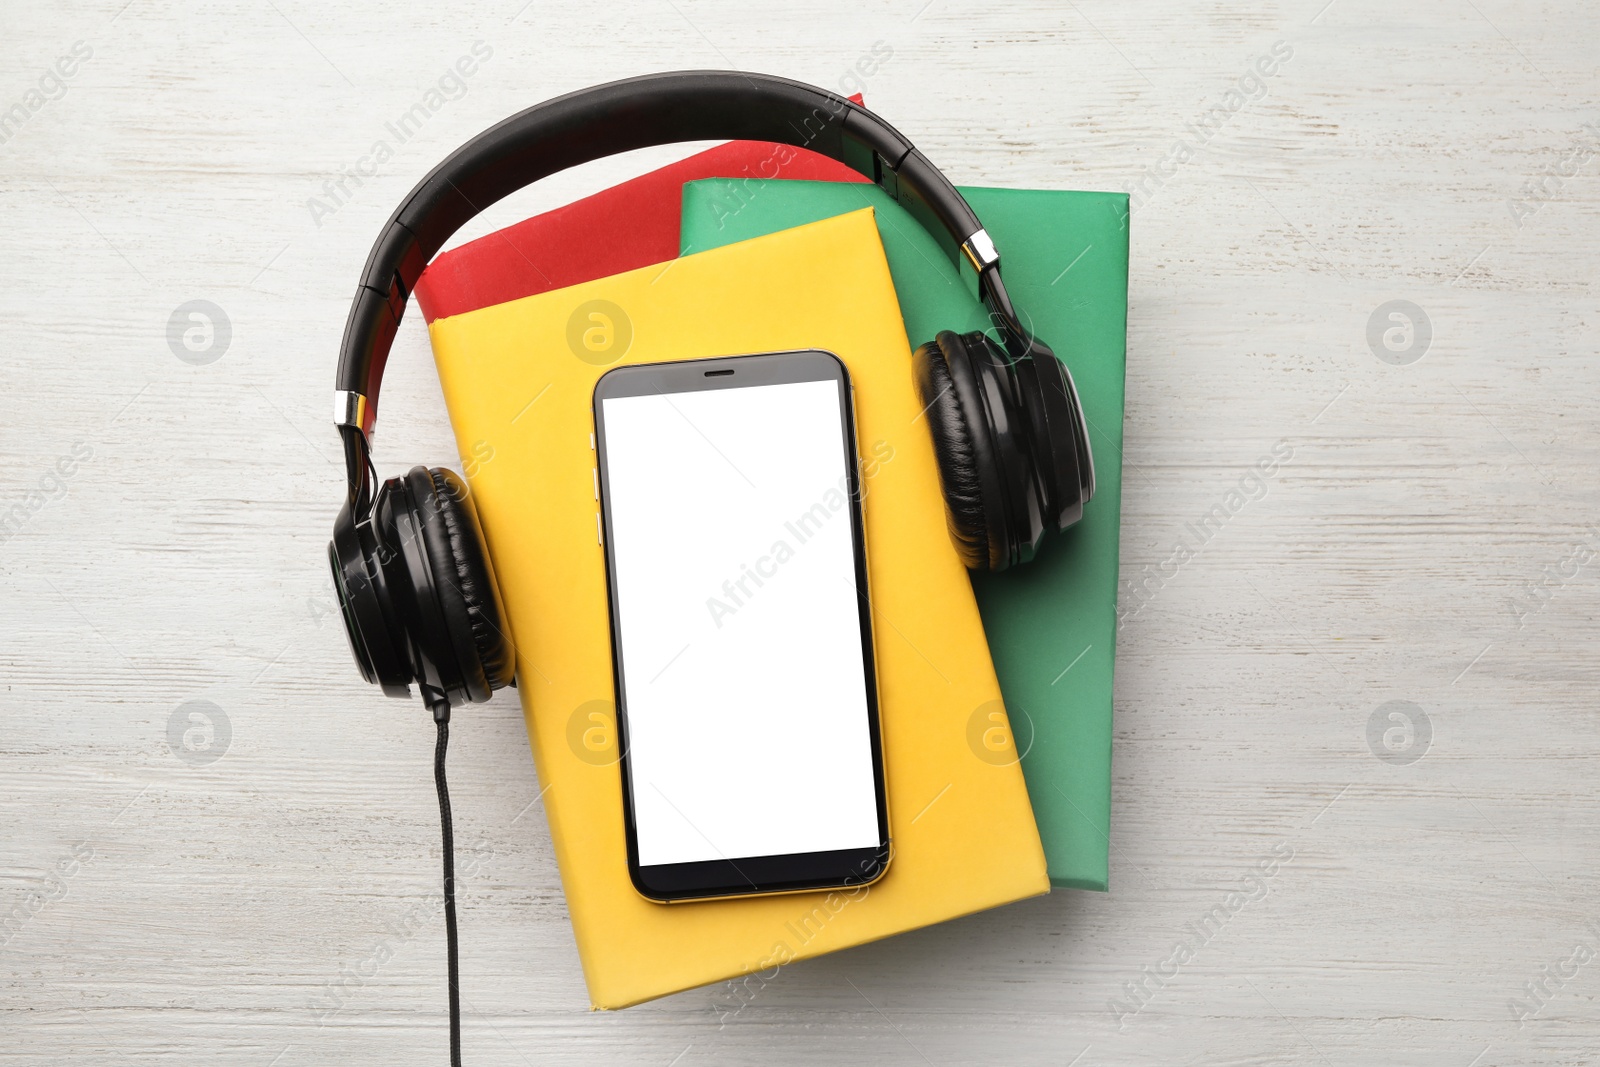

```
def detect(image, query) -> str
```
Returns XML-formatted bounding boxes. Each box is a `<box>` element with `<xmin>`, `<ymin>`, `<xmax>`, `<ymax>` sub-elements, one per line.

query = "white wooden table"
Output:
<box><xmin>3</xmin><ymin>1</ymin><xmax>1596</xmax><ymax>1063</ymax></box>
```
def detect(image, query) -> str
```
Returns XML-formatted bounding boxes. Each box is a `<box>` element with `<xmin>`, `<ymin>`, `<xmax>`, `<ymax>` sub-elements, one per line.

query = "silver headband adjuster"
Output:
<box><xmin>961</xmin><ymin>228</ymin><xmax>1000</xmax><ymax>274</ymax></box>
<box><xmin>334</xmin><ymin>390</ymin><xmax>372</xmax><ymax>435</ymax></box>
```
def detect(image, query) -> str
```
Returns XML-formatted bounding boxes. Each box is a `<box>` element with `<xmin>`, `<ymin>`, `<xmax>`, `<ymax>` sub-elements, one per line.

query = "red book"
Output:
<box><xmin>413</xmin><ymin>124</ymin><xmax>869</xmax><ymax>323</ymax></box>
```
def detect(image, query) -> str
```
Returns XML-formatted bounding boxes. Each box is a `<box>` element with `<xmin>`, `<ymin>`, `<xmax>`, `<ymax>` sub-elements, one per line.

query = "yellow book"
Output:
<box><xmin>427</xmin><ymin>208</ymin><xmax>1047</xmax><ymax>1009</ymax></box>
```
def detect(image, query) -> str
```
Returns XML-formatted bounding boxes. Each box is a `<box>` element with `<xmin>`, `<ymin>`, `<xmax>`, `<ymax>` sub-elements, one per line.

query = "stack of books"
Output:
<box><xmin>415</xmin><ymin>133</ymin><xmax>1129</xmax><ymax>1009</ymax></box>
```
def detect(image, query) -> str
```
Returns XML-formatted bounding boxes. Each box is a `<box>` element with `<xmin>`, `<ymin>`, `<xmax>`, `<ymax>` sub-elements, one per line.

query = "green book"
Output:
<box><xmin>681</xmin><ymin>180</ymin><xmax>1128</xmax><ymax>890</ymax></box>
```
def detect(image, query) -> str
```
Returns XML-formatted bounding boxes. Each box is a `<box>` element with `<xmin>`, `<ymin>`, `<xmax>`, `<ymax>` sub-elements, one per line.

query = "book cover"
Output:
<box><xmin>682</xmin><ymin>179</ymin><xmax>1129</xmax><ymax>890</ymax></box>
<box><xmin>426</xmin><ymin>208</ymin><xmax>1048</xmax><ymax>1009</ymax></box>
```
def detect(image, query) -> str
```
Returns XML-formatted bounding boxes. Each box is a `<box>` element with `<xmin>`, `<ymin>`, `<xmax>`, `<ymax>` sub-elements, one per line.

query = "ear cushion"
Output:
<box><xmin>416</xmin><ymin>467</ymin><xmax>514</xmax><ymax>699</ymax></box>
<box><xmin>329</xmin><ymin>502</ymin><xmax>413</xmax><ymax>699</ymax></box>
<box><xmin>1014</xmin><ymin>346</ymin><xmax>1088</xmax><ymax>532</ymax></box>
<box><xmin>912</xmin><ymin>331</ymin><xmax>1004</xmax><ymax>570</ymax></box>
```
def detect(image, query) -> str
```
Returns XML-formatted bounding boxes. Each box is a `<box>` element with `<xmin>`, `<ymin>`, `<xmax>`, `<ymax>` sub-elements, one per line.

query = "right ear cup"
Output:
<box><xmin>914</xmin><ymin>328</ymin><xmax>1091</xmax><ymax>571</ymax></box>
<box><xmin>1011</xmin><ymin>344</ymin><xmax>1091</xmax><ymax>533</ymax></box>
<box><xmin>912</xmin><ymin>331</ymin><xmax>1010</xmax><ymax>570</ymax></box>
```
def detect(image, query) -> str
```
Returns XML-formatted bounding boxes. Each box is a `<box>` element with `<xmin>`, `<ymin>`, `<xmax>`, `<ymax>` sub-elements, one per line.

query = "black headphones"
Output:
<box><xmin>327</xmin><ymin>71</ymin><xmax>1097</xmax><ymax>1062</ymax></box>
<box><xmin>329</xmin><ymin>70</ymin><xmax>1094</xmax><ymax>713</ymax></box>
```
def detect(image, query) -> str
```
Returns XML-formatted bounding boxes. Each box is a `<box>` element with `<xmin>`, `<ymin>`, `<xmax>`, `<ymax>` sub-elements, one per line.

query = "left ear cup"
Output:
<box><xmin>396</xmin><ymin>467</ymin><xmax>513</xmax><ymax>705</ymax></box>
<box><xmin>329</xmin><ymin>500</ymin><xmax>413</xmax><ymax>699</ymax></box>
<box><xmin>414</xmin><ymin>467</ymin><xmax>514</xmax><ymax>698</ymax></box>
<box><xmin>328</xmin><ymin>466</ymin><xmax>513</xmax><ymax>705</ymax></box>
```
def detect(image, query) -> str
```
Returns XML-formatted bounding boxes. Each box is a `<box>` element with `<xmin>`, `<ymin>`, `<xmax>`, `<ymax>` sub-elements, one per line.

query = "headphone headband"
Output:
<box><xmin>335</xmin><ymin>70</ymin><xmax>1026</xmax><ymax>510</ymax></box>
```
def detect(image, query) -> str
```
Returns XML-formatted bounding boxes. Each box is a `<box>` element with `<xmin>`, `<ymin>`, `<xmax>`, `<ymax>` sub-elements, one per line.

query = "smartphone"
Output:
<box><xmin>592</xmin><ymin>350</ymin><xmax>890</xmax><ymax>902</ymax></box>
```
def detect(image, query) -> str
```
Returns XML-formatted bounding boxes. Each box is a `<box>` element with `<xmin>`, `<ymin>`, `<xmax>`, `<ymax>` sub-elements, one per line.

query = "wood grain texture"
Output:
<box><xmin>1</xmin><ymin>0</ymin><xmax>1596</xmax><ymax>1063</ymax></box>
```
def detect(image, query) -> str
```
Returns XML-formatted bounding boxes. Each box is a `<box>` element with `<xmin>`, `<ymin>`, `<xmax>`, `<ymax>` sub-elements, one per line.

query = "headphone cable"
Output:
<box><xmin>424</xmin><ymin>686</ymin><xmax>464</xmax><ymax>1067</ymax></box>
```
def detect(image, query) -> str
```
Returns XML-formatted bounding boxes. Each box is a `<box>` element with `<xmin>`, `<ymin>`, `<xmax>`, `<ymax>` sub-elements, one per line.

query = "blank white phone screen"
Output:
<box><xmin>600</xmin><ymin>378</ymin><xmax>880</xmax><ymax>868</ymax></box>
